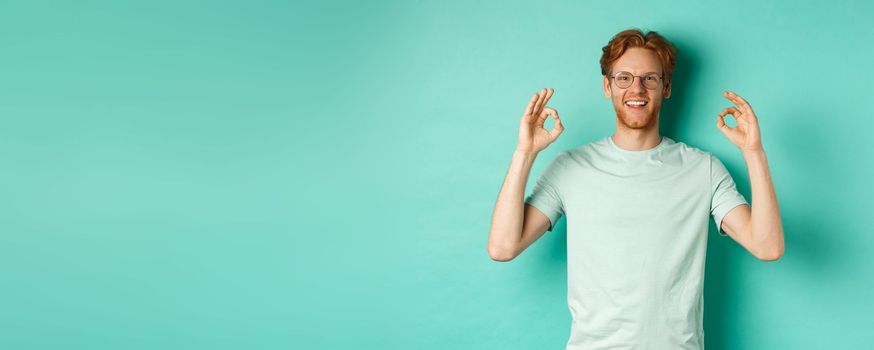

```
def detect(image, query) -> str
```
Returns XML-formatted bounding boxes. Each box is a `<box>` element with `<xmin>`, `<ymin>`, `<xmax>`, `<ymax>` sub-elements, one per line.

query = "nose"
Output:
<box><xmin>628</xmin><ymin>76</ymin><xmax>646</xmax><ymax>92</ymax></box>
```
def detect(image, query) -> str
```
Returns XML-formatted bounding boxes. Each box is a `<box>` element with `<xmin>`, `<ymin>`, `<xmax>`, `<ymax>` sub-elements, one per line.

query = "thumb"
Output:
<box><xmin>716</xmin><ymin>115</ymin><xmax>731</xmax><ymax>138</ymax></box>
<box><xmin>545</xmin><ymin>107</ymin><xmax>564</xmax><ymax>140</ymax></box>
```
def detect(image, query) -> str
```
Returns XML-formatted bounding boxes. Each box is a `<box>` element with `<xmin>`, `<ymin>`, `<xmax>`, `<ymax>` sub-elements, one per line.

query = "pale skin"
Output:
<box><xmin>487</xmin><ymin>47</ymin><xmax>784</xmax><ymax>262</ymax></box>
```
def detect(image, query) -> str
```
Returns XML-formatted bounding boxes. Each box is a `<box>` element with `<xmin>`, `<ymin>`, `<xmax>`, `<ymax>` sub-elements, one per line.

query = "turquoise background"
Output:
<box><xmin>2</xmin><ymin>0</ymin><xmax>873</xmax><ymax>349</ymax></box>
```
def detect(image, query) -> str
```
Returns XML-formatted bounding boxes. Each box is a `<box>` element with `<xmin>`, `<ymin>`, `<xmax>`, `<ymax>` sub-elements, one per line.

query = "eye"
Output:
<box><xmin>616</xmin><ymin>75</ymin><xmax>631</xmax><ymax>81</ymax></box>
<box><xmin>644</xmin><ymin>75</ymin><xmax>658</xmax><ymax>81</ymax></box>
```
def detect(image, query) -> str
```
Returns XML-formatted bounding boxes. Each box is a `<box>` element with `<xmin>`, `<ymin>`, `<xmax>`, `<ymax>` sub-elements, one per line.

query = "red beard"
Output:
<box><xmin>614</xmin><ymin>99</ymin><xmax>660</xmax><ymax>130</ymax></box>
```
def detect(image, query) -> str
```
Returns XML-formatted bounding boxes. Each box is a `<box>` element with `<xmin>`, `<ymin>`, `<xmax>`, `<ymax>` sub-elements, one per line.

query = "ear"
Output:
<box><xmin>663</xmin><ymin>79</ymin><xmax>672</xmax><ymax>99</ymax></box>
<box><xmin>603</xmin><ymin>76</ymin><xmax>612</xmax><ymax>99</ymax></box>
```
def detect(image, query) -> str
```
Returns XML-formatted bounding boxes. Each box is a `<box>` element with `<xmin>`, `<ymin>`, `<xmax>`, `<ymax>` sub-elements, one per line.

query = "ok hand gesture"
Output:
<box><xmin>517</xmin><ymin>88</ymin><xmax>564</xmax><ymax>154</ymax></box>
<box><xmin>717</xmin><ymin>91</ymin><xmax>763</xmax><ymax>152</ymax></box>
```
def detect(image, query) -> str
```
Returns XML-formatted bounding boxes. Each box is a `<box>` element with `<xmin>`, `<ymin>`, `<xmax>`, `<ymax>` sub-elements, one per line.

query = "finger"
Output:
<box><xmin>537</xmin><ymin>106</ymin><xmax>555</xmax><ymax>128</ymax></box>
<box><xmin>724</xmin><ymin>91</ymin><xmax>750</xmax><ymax>111</ymax></box>
<box><xmin>720</xmin><ymin>105</ymin><xmax>756</xmax><ymax>126</ymax></box>
<box><xmin>544</xmin><ymin>107</ymin><xmax>564</xmax><ymax>139</ymax></box>
<box><xmin>536</xmin><ymin>105</ymin><xmax>556</xmax><ymax>127</ymax></box>
<box><xmin>732</xmin><ymin>93</ymin><xmax>757</xmax><ymax>121</ymax></box>
<box><xmin>716</xmin><ymin>107</ymin><xmax>740</xmax><ymax>133</ymax></box>
<box><xmin>540</xmin><ymin>88</ymin><xmax>554</xmax><ymax>111</ymax></box>
<box><xmin>717</xmin><ymin>107</ymin><xmax>741</xmax><ymax>120</ymax></box>
<box><xmin>716</xmin><ymin>114</ymin><xmax>729</xmax><ymax>129</ymax></box>
<box><xmin>532</xmin><ymin>88</ymin><xmax>547</xmax><ymax>116</ymax></box>
<box><xmin>716</xmin><ymin>115</ymin><xmax>732</xmax><ymax>138</ymax></box>
<box><xmin>542</xmin><ymin>106</ymin><xmax>559</xmax><ymax>122</ymax></box>
<box><xmin>523</xmin><ymin>92</ymin><xmax>539</xmax><ymax>118</ymax></box>
<box><xmin>723</xmin><ymin>91</ymin><xmax>755</xmax><ymax>115</ymax></box>
<box><xmin>722</xmin><ymin>91</ymin><xmax>742</xmax><ymax>109</ymax></box>
<box><xmin>550</xmin><ymin>118</ymin><xmax>564</xmax><ymax>140</ymax></box>
<box><xmin>524</xmin><ymin>90</ymin><xmax>546</xmax><ymax>124</ymax></box>
<box><xmin>535</xmin><ymin>88</ymin><xmax>552</xmax><ymax>117</ymax></box>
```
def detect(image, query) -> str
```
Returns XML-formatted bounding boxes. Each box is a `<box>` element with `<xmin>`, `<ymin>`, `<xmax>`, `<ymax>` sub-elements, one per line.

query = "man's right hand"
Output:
<box><xmin>517</xmin><ymin>87</ymin><xmax>564</xmax><ymax>154</ymax></box>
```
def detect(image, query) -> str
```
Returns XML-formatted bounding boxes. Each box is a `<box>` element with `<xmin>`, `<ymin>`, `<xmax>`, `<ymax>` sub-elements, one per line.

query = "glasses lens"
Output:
<box><xmin>614</xmin><ymin>72</ymin><xmax>633</xmax><ymax>88</ymax></box>
<box><xmin>643</xmin><ymin>74</ymin><xmax>661</xmax><ymax>89</ymax></box>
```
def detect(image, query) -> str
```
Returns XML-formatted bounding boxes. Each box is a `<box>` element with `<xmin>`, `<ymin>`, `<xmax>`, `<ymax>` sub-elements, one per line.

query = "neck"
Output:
<box><xmin>611</xmin><ymin>125</ymin><xmax>662</xmax><ymax>151</ymax></box>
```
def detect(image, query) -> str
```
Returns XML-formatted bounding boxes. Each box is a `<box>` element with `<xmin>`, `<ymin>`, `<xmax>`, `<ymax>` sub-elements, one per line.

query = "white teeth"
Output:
<box><xmin>625</xmin><ymin>100</ymin><xmax>647</xmax><ymax>106</ymax></box>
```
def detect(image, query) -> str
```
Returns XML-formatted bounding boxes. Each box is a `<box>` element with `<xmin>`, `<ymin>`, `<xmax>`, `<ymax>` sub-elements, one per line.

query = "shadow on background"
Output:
<box><xmin>662</xmin><ymin>34</ymin><xmax>734</xmax><ymax>350</ymax></box>
<box><xmin>660</xmin><ymin>35</ymin><xmax>695</xmax><ymax>139</ymax></box>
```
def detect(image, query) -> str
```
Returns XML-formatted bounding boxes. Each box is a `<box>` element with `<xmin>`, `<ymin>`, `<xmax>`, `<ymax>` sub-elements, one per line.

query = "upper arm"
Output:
<box><xmin>720</xmin><ymin>204</ymin><xmax>757</xmax><ymax>253</ymax></box>
<box><xmin>512</xmin><ymin>204</ymin><xmax>553</xmax><ymax>258</ymax></box>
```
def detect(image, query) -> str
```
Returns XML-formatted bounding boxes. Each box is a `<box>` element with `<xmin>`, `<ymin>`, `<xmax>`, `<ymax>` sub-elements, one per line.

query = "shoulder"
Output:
<box><xmin>667</xmin><ymin>137</ymin><xmax>711</xmax><ymax>159</ymax></box>
<box><xmin>661</xmin><ymin>137</ymin><xmax>723</xmax><ymax>167</ymax></box>
<box><xmin>564</xmin><ymin>136</ymin><xmax>610</xmax><ymax>160</ymax></box>
<box><xmin>668</xmin><ymin>139</ymin><xmax>738</xmax><ymax>177</ymax></box>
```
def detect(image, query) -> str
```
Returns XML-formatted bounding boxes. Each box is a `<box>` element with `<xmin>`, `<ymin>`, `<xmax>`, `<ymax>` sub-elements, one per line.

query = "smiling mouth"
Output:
<box><xmin>624</xmin><ymin>100</ymin><xmax>648</xmax><ymax>109</ymax></box>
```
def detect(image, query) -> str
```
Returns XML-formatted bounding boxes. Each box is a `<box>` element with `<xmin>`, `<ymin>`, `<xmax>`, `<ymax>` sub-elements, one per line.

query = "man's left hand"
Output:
<box><xmin>716</xmin><ymin>91</ymin><xmax>763</xmax><ymax>152</ymax></box>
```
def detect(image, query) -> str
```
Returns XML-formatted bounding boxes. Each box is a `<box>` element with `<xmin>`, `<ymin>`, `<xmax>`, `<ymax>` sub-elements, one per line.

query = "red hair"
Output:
<box><xmin>600</xmin><ymin>29</ymin><xmax>677</xmax><ymax>84</ymax></box>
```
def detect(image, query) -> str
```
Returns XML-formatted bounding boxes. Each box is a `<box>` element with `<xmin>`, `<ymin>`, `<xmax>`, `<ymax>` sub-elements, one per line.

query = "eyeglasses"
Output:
<box><xmin>609</xmin><ymin>71</ymin><xmax>664</xmax><ymax>90</ymax></box>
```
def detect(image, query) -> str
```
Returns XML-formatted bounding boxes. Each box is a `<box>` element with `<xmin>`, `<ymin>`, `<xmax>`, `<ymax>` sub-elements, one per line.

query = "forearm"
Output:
<box><xmin>742</xmin><ymin>149</ymin><xmax>785</xmax><ymax>259</ymax></box>
<box><xmin>488</xmin><ymin>149</ymin><xmax>537</xmax><ymax>258</ymax></box>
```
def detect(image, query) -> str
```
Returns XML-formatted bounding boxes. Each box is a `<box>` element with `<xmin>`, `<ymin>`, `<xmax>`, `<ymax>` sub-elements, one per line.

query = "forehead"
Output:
<box><xmin>611</xmin><ymin>47</ymin><xmax>663</xmax><ymax>74</ymax></box>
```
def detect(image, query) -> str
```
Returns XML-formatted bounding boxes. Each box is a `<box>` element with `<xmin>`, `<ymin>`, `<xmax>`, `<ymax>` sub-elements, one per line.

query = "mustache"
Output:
<box><xmin>623</xmin><ymin>95</ymin><xmax>650</xmax><ymax>100</ymax></box>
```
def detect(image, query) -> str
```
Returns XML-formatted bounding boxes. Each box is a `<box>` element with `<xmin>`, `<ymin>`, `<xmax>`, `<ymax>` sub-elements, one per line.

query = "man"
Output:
<box><xmin>486</xmin><ymin>29</ymin><xmax>784</xmax><ymax>349</ymax></box>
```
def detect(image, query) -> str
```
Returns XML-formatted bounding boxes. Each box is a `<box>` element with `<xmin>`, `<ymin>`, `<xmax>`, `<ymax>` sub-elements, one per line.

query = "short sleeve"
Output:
<box><xmin>710</xmin><ymin>154</ymin><xmax>749</xmax><ymax>236</ymax></box>
<box><xmin>524</xmin><ymin>152</ymin><xmax>567</xmax><ymax>232</ymax></box>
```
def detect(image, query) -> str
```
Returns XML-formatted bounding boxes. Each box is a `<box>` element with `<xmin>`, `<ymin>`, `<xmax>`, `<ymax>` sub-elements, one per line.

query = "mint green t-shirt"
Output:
<box><xmin>524</xmin><ymin>135</ymin><xmax>748</xmax><ymax>350</ymax></box>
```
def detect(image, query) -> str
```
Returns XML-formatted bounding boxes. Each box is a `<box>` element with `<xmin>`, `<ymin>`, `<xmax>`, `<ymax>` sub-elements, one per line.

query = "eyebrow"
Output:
<box><xmin>615</xmin><ymin>70</ymin><xmax>661</xmax><ymax>75</ymax></box>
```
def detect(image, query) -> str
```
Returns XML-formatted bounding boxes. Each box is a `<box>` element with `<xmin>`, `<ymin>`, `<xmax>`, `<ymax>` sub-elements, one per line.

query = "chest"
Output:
<box><xmin>561</xmin><ymin>164</ymin><xmax>710</xmax><ymax>230</ymax></box>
